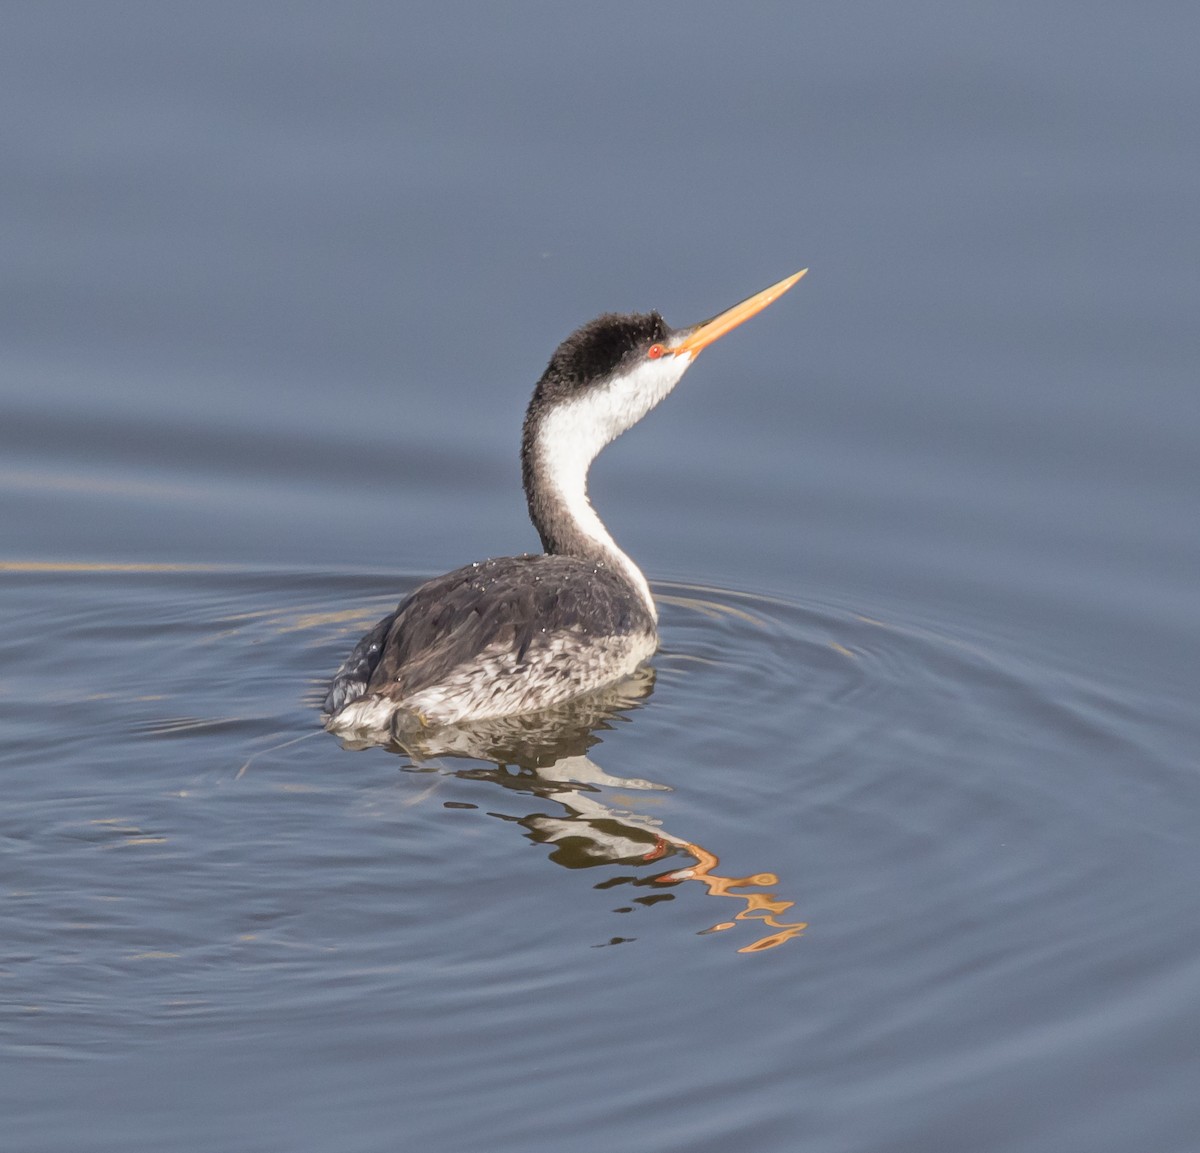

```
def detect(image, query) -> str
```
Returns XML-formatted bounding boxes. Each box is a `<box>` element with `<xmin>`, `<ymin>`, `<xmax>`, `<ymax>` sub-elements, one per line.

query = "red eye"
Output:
<box><xmin>647</xmin><ymin>344</ymin><xmax>664</xmax><ymax>360</ymax></box>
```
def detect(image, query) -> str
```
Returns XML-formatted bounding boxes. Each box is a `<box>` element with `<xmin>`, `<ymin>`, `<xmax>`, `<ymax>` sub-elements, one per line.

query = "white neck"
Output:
<box><xmin>529</xmin><ymin>353</ymin><xmax>694</xmax><ymax>621</ymax></box>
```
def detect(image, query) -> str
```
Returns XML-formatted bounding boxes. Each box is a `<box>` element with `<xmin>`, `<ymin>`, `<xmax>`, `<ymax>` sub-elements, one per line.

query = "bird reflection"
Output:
<box><xmin>337</xmin><ymin>667</ymin><xmax>806</xmax><ymax>953</ymax></box>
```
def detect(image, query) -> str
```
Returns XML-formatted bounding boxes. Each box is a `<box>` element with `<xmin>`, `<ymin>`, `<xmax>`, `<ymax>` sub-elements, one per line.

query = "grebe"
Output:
<box><xmin>324</xmin><ymin>269</ymin><xmax>806</xmax><ymax>737</ymax></box>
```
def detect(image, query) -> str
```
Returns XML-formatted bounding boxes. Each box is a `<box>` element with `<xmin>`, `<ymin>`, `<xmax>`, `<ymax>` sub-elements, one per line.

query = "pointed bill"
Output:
<box><xmin>669</xmin><ymin>269</ymin><xmax>807</xmax><ymax>357</ymax></box>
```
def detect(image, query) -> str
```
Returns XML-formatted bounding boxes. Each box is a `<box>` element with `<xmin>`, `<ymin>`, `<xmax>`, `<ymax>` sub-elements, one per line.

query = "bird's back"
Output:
<box><xmin>324</xmin><ymin>554</ymin><xmax>657</xmax><ymax>734</ymax></box>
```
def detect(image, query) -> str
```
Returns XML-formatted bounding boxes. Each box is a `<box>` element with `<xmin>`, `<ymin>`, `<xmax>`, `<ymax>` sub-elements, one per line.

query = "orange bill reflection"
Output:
<box><xmin>343</xmin><ymin>666</ymin><xmax>807</xmax><ymax>955</ymax></box>
<box><xmin>653</xmin><ymin>843</ymin><xmax>807</xmax><ymax>953</ymax></box>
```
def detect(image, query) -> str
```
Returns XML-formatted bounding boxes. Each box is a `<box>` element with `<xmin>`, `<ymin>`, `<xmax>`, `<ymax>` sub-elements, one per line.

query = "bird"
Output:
<box><xmin>323</xmin><ymin>269</ymin><xmax>807</xmax><ymax>738</ymax></box>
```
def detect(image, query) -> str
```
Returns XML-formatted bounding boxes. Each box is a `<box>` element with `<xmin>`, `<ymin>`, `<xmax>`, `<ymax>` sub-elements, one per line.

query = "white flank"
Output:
<box><xmin>326</xmin><ymin>630</ymin><xmax>657</xmax><ymax>738</ymax></box>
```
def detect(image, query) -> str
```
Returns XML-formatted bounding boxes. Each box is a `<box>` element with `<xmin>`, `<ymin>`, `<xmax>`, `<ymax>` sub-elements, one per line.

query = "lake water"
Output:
<box><xmin>2</xmin><ymin>4</ymin><xmax>1198</xmax><ymax>1151</ymax></box>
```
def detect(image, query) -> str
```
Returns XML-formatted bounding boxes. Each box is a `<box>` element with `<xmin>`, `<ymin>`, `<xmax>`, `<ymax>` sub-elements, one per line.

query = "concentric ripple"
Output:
<box><xmin>4</xmin><ymin>564</ymin><xmax>1197</xmax><ymax>1153</ymax></box>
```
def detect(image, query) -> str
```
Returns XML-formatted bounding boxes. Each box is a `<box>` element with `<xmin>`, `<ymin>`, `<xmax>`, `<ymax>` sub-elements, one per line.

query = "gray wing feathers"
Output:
<box><xmin>325</xmin><ymin>555</ymin><xmax>650</xmax><ymax>714</ymax></box>
<box><xmin>322</xmin><ymin>608</ymin><xmax>398</xmax><ymax>714</ymax></box>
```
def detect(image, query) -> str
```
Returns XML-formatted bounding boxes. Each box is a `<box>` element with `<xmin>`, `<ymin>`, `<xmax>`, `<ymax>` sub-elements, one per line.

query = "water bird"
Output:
<box><xmin>324</xmin><ymin>269</ymin><xmax>807</xmax><ymax>738</ymax></box>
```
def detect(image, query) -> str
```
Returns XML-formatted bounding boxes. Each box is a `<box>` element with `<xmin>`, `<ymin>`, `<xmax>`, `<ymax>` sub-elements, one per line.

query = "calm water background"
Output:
<box><xmin>2</xmin><ymin>4</ymin><xmax>1198</xmax><ymax>1151</ymax></box>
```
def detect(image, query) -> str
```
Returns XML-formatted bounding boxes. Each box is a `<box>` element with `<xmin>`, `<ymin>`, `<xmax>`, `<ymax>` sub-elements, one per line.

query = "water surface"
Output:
<box><xmin>2</xmin><ymin>4</ymin><xmax>1198</xmax><ymax>1151</ymax></box>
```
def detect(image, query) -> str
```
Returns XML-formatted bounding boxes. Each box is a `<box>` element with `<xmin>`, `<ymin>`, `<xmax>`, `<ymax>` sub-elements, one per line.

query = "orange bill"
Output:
<box><xmin>669</xmin><ymin>268</ymin><xmax>807</xmax><ymax>357</ymax></box>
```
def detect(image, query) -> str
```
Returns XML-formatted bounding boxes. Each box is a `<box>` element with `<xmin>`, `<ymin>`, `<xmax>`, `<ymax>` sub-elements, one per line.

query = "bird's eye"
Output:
<box><xmin>647</xmin><ymin>344</ymin><xmax>665</xmax><ymax>360</ymax></box>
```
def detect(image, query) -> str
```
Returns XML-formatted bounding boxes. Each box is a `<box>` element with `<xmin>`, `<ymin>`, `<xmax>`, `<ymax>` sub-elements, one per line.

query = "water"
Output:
<box><xmin>2</xmin><ymin>4</ymin><xmax>1198</xmax><ymax>1151</ymax></box>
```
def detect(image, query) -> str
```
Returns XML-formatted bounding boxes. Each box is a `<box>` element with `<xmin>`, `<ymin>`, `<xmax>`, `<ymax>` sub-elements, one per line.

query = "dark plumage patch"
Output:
<box><xmin>323</xmin><ymin>611</ymin><xmax>397</xmax><ymax>714</ymax></box>
<box><xmin>324</xmin><ymin>554</ymin><xmax>656</xmax><ymax>715</ymax></box>
<box><xmin>531</xmin><ymin>312</ymin><xmax>670</xmax><ymax>406</ymax></box>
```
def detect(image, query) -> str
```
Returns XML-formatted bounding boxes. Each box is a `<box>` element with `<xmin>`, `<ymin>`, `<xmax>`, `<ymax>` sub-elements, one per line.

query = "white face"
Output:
<box><xmin>538</xmin><ymin>350</ymin><xmax>696</xmax><ymax>466</ymax></box>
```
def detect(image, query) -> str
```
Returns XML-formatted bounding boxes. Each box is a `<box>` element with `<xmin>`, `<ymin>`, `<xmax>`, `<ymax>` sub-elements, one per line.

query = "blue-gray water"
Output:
<box><xmin>2</xmin><ymin>4</ymin><xmax>1198</xmax><ymax>1151</ymax></box>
